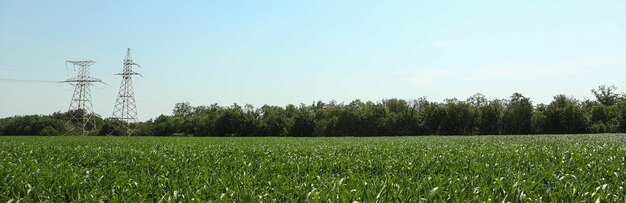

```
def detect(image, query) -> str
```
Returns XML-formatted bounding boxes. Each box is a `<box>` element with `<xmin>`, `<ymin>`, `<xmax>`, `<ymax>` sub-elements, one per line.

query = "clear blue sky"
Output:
<box><xmin>1</xmin><ymin>1</ymin><xmax>625</xmax><ymax>120</ymax></box>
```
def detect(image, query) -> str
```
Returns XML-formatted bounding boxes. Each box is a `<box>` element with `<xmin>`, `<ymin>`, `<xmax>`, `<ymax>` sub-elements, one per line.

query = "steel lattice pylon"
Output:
<box><xmin>112</xmin><ymin>48</ymin><xmax>141</xmax><ymax>135</ymax></box>
<box><xmin>63</xmin><ymin>60</ymin><xmax>103</xmax><ymax>135</ymax></box>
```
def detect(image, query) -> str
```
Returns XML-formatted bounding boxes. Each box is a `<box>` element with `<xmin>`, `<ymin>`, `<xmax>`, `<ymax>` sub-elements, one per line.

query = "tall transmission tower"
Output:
<box><xmin>112</xmin><ymin>48</ymin><xmax>141</xmax><ymax>135</ymax></box>
<box><xmin>63</xmin><ymin>60</ymin><xmax>103</xmax><ymax>135</ymax></box>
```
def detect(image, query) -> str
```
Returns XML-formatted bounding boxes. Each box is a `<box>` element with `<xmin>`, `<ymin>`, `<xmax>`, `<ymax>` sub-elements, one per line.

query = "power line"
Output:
<box><xmin>0</xmin><ymin>47</ymin><xmax>71</xmax><ymax>59</ymax></box>
<box><xmin>0</xmin><ymin>64</ymin><xmax>67</xmax><ymax>73</ymax></box>
<box><xmin>0</xmin><ymin>78</ymin><xmax>61</xmax><ymax>83</ymax></box>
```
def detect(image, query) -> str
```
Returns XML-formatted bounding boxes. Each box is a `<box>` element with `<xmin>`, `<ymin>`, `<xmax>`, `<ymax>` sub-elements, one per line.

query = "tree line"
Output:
<box><xmin>2</xmin><ymin>85</ymin><xmax>626</xmax><ymax>136</ymax></box>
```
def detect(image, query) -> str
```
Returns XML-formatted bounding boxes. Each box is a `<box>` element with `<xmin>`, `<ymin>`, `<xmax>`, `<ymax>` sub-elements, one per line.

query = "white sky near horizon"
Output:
<box><xmin>1</xmin><ymin>0</ymin><xmax>625</xmax><ymax>121</ymax></box>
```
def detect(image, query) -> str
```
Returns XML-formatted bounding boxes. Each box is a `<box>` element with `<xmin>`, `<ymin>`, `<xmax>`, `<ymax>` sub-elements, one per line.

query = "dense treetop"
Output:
<box><xmin>2</xmin><ymin>85</ymin><xmax>626</xmax><ymax>136</ymax></box>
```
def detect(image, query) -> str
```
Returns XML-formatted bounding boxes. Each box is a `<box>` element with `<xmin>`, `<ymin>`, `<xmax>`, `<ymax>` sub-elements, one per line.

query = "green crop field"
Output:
<box><xmin>1</xmin><ymin>135</ymin><xmax>625</xmax><ymax>202</ymax></box>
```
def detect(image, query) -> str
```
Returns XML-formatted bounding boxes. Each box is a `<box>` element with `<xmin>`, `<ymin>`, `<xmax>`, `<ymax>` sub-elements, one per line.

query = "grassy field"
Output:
<box><xmin>1</xmin><ymin>135</ymin><xmax>625</xmax><ymax>202</ymax></box>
